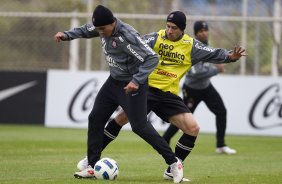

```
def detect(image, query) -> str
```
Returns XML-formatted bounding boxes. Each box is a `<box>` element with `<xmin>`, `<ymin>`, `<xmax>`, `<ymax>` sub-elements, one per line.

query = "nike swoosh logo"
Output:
<box><xmin>131</xmin><ymin>92</ymin><xmax>139</xmax><ymax>96</ymax></box>
<box><xmin>160</xmin><ymin>61</ymin><xmax>176</xmax><ymax>66</ymax></box>
<box><xmin>0</xmin><ymin>81</ymin><xmax>38</xmax><ymax>102</ymax></box>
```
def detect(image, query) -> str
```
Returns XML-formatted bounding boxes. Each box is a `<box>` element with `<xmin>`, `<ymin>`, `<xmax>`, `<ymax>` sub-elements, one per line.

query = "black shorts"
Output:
<box><xmin>147</xmin><ymin>87</ymin><xmax>191</xmax><ymax>122</ymax></box>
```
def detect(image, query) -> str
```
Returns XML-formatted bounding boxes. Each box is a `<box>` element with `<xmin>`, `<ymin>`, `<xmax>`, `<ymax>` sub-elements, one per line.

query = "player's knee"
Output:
<box><xmin>216</xmin><ymin>106</ymin><xmax>227</xmax><ymax>117</ymax></box>
<box><xmin>182</xmin><ymin>122</ymin><xmax>200</xmax><ymax>136</ymax></box>
<box><xmin>115</xmin><ymin>112</ymin><xmax>129</xmax><ymax>126</ymax></box>
<box><xmin>130</xmin><ymin>120</ymin><xmax>148</xmax><ymax>134</ymax></box>
<box><xmin>191</xmin><ymin>124</ymin><xmax>200</xmax><ymax>135</ymax></box>
<box><xmin>215</xmin><ymin>111</ymin><xmax>227</xmax><ymax>121</ymax></box>
<box><xmin>131</xmin><ymin>125</ymin><xmax>143</xmax><ymax>134</ymax></box>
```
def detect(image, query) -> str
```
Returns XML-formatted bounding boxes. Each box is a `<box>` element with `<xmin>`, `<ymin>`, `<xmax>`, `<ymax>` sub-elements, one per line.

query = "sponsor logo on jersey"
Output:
<box><xmin>160</xmin><ymin>58</ymin><xmax>184</xmax><ymax>66</ymax></box>
<box><xmin>195</xmin><ymin>42</ymin><xmax>215</xmax><ymax>52</ymax></box>
<box><xmin>156</xmin><ymin>69</ymin><xmax>177</xmax><ymax>78</ymax></box>
<box><xmin>127</xmin><ymin>44</ymin><xmax>144</xmax><ymax>62</ymax></box>
<box><xmin>101</xmin><ymin>38</ymin><xmax>123</xmax><ymax>70</ymax></box>
<box><xmin>106</xmin><ymin>55</ymin><xmax>123</xmax><ymax>71</ymax></box>
<box><xmin>143</xmin><ymin>36</ymin><xmax>155</xmax><ymax>44</ymax></box>
<box><xmin>160</xmin><ymin>61</ymin><xmax>175</xmax><ymax>66</ymax></box>
<box><xmin>158</xmin><ymin>43</ymin><xmax>185</xmax><ymax>65</ymax></box>
<box><xmin>137</xmin><ymin>36</ymin><xmax>155</xmax><ymax>55</ymax></box>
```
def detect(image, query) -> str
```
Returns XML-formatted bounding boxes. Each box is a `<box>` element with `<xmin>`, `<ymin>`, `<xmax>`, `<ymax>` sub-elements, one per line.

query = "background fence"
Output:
<box><xmin>0</xmin><ymin>0</ymin><xmax>281</xmax><ymax>75</ymax></box>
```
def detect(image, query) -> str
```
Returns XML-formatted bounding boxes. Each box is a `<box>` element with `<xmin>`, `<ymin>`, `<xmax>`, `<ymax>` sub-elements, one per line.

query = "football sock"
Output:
<box><xmin>162</xmin><ymin>124</ymin><xmax>179</xmax><ymax>144</ymax></box>
<box><xmin>102</xmin><ymin>119</ymin><xmax>122</xmax><ymax>150</ymax></box>
<box><xmin>167</xmin><ymin>133</ymin><xmax>197</xmax><ymax>173</ymax></box>
<box><xmin>175</xmin><ymin>133</ymin><xmax>197</xmax><ymax>161</ymax></box>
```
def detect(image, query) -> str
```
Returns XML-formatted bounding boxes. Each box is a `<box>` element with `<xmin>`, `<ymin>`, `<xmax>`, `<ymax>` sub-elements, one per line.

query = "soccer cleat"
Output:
<box><xmin>77</xmin><ymin>156</ymin><xmax>88</xmax><ymax>171</ymax></box>
<box><xmin>163</xmin><ymin>170</ymin><xmax>190</xmax><ymax>182</ymax></box>
<box><xmin>216</xmin><ymin>146</ymin><xmax>237</xmax><ymax>155</ymax></box>
<box><xmin>170</xmin><ymin>158</ymin><xmax>184</xmax><ymax>183</ymax></box>
<box><xmin>74</xmin><ymin>165</ymin><xmax>96</xmax><ymax>179</ymax></box>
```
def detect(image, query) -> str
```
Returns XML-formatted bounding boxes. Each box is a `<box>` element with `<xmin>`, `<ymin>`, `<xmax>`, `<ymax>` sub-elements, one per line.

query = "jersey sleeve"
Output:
<box><xmin>63</xmin><ymin>23</ymin><xmax>100</xmax><ymax>40</ymax></box>
<box><xmin>187</xmin><ymin>62</ymin><xmax>219</xmax><ymax>79</ymax></box>
<box><xmin>191</xmin><ymin>39</ymin><xmax>237</xmax><ymax>65</ymax></box>
<box><xmin>120</xmin><ymin>31</ymin><xmax>158</xmax><ymax>85</ymax></box>
<box><xmin>142</xmin><ymin>32</ymin><xmax>158</xmax><ymax>49</ymax></box>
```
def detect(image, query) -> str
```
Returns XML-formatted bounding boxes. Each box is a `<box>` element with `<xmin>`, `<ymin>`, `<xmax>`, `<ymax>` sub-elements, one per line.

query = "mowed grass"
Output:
<box><xmin>0</xmin><ymin>124</ymin><xmax>282</xmax><ymax>184</ymax></box>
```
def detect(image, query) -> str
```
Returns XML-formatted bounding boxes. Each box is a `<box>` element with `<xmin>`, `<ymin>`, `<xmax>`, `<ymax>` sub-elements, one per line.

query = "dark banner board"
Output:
<box><xmin>0</xmin><ymin>71</ymin><xmax>46</xmax><ymax>124</ymax></box>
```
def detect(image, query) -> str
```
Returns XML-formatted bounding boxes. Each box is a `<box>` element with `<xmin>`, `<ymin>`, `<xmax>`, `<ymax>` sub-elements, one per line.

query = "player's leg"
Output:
<box><xmin>75</xmin><ymin>77</ymin><xmax>118</xmax><ymax>178</ymax></box>
<box><xmin>161</xmin><ymin>112</ymin><xmax>198</xmax><ymax>182</ymax></box>
<box><xmin>162</xmin><ymin>124</ymin><xmax>179</xmax><ymax>144</ymax></box>
<box><xmin>122</xmin><ymin>83</ymin><xmax>177</xmax><ymax>164</ymax></box>
<box><xmin>77</xmin><ymin>110</ymin><xmax>127</xmax><ymax>172</ymax></box>
<box><xmin>163</xmin><ymin>85</ymin><xmax>201</xmax><ymax>144</ymax></box>
<box><xmin>101</xmin><ymin>86</ymin><xmax>162</xmax><ymax>150</ymax></box>
<box><xmin>151</xmin><ymin>91</ymin><xmax>198</xmax><ymax>182</ymax></box>
<box><xmin>169</xmin><ymin>112</ymin><xmax>199</xmax><ymax>161</ymax></box>
<box><xmin>122</xmin><ymin>84</ymin><xmax>183</xmax><ymax>183</ymax></box>
<box><xmin>203</xmin><ymin>84</ymin><xmax>236</xmax><ymax>154</ymax></box>
<box><xmin>102</xmin><ymin>108</ymin><xmax>127</xmax><ymax>150</ymax></box>
<box><xmin>154</xmin><ymin>91</ymin><xmax>200</xmax><ymax>162</ymax></box>
<box><xmin>87</xmin><ymin>97</ymin><xmax>118</xmax><ymax>167</ymax></box>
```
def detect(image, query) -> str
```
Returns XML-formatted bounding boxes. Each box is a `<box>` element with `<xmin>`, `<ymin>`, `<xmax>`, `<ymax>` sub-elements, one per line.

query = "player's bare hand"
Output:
<box><xmin>228</xmin><ymin>45</ymin><xmax>247</xmax><ymax>60</ymax></box>
<box><xmin>54</xmin><ymin>32</ymin><xmax>66</xmax><ymax>43</ymax></box>
<box><xmin>124</xmin><ymin>82</ymin><xmax>139</xmax><ymax>94</ymax></box>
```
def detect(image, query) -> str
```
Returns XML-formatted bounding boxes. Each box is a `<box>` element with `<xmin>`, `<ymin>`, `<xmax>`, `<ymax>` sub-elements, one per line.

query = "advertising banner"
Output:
<box><xmin>45</xmin><ymin>70</ymin><xmax>282</xmax><ymax>136</ymax></box>
<box><xmin>0</xmin><ymin>71</ymin><xmax>46</xmax><ymax>124</ymax></box>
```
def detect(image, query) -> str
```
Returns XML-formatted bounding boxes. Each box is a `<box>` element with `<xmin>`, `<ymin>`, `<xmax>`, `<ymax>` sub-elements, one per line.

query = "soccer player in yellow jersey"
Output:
<box><xmin>77</xmin><ymin>11</ymin><xmax>246</xmax><ymax>182</ymax></box>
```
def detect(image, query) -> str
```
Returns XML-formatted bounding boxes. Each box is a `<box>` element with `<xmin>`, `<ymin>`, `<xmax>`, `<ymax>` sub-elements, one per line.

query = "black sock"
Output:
<box><xmin>166</xmin><ymin>134</ymin><xmax>197</xmax><ymax>173</ymax></box>
<box><xmin>102</xmin><ymin>119</ymin><xmax>122</xmax><ymax>150</ymax></box>
<box><xmin>163</xmin><ymin>124</ymin><xmax>179</xmax><ymax>144</ymax></box>
<box><xmin>175</xmin><ymin>133</ymin><xmax>197</xmax><ymax>162</ymax></box>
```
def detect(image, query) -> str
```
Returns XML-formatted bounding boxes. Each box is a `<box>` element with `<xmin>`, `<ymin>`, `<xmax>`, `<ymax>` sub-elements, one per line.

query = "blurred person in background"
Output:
<box><xmin>163</xmin><ymin>21</ymin><xmax>236</xmax><ymax>155</ymax></box>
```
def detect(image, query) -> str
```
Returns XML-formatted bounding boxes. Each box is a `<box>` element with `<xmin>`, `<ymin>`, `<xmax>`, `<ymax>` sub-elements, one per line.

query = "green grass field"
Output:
<box><xmin>0</xmin><ymin>124</ymin><xmax>282</xmax><ymax>184</ymax></box>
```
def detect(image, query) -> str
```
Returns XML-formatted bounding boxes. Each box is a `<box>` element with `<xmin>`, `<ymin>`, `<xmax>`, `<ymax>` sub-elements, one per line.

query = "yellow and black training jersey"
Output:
<box><xmin>145</xmin><ymin>29</ymin><xmax>193</xmax><ymax>95</ymax></box>
<box><xmin>142</xmin><ymin>29</ymin><xmax>234</xmax><ymax>95</ymax></box>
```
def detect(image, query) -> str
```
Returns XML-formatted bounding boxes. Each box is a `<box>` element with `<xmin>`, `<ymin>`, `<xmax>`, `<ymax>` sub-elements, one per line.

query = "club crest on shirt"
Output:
<box><xmin>112</xmin><ymin>40</ymin><xmax>117</xmax><ymax>48</ymax></box>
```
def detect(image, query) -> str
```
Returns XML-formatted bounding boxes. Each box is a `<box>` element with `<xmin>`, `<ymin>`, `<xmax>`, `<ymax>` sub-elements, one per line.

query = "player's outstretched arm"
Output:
<box><xmin>227</xmin><ymin>45</ymin><xmax>247</xmax><ymax>60</ymax></box>
<box><xmin>54</xmin><ymin>24</ymin><xmax>100</xmax><ymax>43</ymax></box>
<box><xmin>54</xmin><ymin>32</ymin><xmax>66</xmax><ymax>43</ymax></box>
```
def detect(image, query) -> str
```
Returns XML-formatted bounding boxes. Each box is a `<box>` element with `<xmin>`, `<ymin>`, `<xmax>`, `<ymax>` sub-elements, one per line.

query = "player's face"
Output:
<box><xmin>196</xmin><ymin>29</ymin><xmax>209</xmax><ymax>43</ymax></box>
<box><xmin>165</xmin><ymin>22</ymin><xmax>183</xmax><ymax>41</ymax></box>
<box><xmin>95</xmin><ymin>22</ymin><xmax>116</xmax><ymax>37</ymax></box>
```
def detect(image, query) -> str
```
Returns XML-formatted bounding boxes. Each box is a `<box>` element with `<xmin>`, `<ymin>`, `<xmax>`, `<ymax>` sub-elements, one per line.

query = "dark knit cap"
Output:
<box><xmin>193</xmin><ymin>21</ymin><xmax>209</xmax><ymax>35</ymax></box>
<box><xmin>166</xmin><ymin>11</ymin><xmax>186</xmax><ymax>30</ymax></box>
<box><xmin>92</xmin><ymin>5</ymin><xmax>115</xmax><ymax>27</ymax></box>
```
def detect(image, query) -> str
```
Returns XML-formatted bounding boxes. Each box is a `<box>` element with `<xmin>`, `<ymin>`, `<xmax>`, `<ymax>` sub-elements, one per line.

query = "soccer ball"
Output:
<box><xmin>94</xmin><ymin>157</ymin><xmax>119</xmax><ymax>180</ymax></box>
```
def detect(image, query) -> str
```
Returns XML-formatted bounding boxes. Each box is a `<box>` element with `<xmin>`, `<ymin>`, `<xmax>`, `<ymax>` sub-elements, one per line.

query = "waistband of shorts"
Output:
<box><xmin>149</xmin><ymin>87</ymin><xmax>171</xmax><ymax>94</ymax></box>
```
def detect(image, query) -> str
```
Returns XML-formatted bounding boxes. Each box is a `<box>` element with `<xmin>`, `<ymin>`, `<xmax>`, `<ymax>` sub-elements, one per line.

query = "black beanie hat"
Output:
<box><xmin>92</xmin><ymin>5</ymin><xmax>115</xmax><ymax>27</ymax></box>
<box><xmin>193</xmin><ymin>21</ymin><xmax>208</xmax><ymax>35</ymax></box>
<box><xmin>166</xmin><ymin>11</ymin><xmax>186</xmax><ymax>31</ymax></box>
